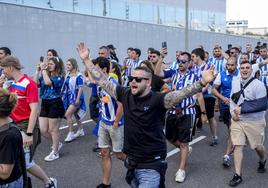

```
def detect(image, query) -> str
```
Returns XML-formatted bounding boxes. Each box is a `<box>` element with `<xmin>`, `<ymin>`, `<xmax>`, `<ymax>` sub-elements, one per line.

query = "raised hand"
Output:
<box><xmin>77</xmin><ymin>42</ymin><xmax>90</xmax><ymax>61</ymax></box>
<box><xmin>201</xmin><ymin>64</ymin><xmax>215</xmax><ymax>85</ymax></box>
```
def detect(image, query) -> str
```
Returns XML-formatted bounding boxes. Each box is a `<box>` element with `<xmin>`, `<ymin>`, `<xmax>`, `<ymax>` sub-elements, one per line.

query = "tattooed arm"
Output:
<box><xmin>164</xmin><ymin>81</ymin><xmax>205</xmax><ymax>109</ymax></box>
<box><xmin>164</xmin><ymin>65</ymin><xmax>215</xmax><ymax>109</ymax></box>
<box><xmin>77</xmin><ymin>42</ymin><xmax>118</xmax><ymax>100</ymax></box>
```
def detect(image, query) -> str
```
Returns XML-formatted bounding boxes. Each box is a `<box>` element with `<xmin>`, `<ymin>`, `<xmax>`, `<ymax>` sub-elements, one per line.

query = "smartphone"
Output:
<box><xmin>162</xmin><ymin>41</ymin><xmax>167</xmax><ymax>48</ymax></box>
<box><xmin>227</xmin><ymin>44</ymin><xmax>232</xmax><ymax>49</ymax></box>
<box><xmin>40</xmin><ymin>56</ymin><xmax>44</xmax><ymax>62</ymax></box>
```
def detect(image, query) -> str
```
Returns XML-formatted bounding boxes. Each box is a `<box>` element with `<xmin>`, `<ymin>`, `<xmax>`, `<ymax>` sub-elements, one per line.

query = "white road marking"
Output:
<box><xmin>166</xmin><ymin>135</ymin><xmax>206</xmax><ymax>158</ymax></box>
<box><xmin>59</xmin><ymin>119</ymin><xmax>94</xmax><ymax>130</ymax></box>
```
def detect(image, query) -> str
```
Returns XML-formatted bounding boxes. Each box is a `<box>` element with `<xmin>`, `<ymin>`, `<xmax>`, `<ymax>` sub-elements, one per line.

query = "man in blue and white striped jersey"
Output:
<box><xmin>156</xmin><ymin>52</ymin><xmax>200</xmax><ymax>183</ymax></box>
<box><xmin>208</xmin><ymin>46</ymin><xmax>228</xmax><ymax>75</ymax></box>
<box><xmin>256</xmin><ymin>45</ymin><xmax>268</xmax><ymax>91</ymax></box>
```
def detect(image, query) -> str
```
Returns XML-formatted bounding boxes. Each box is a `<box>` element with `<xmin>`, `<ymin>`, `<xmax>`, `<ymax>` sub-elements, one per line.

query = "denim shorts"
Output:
<box><xmin>131</xmin><ymin>169</ymin><xmax>160</xmax><ymax>188</ymax></box>
<box><xmin>0</xmin><ymin>176</ymin><xmax>23</xmax><ymax>188</ymax></box>
<box><xmin>98</xmin><ymin>120</ymin><xmax>124</xmax><ymax>152</ymax></box>
<box><xmin>24</xmin><ymin>147</ymin><xmax>35</xmax><ymax>169</ymax></box>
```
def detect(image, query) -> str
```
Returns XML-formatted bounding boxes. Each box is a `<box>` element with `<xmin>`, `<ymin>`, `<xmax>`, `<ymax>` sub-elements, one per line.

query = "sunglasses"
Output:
<box><xmin>128</xmin><ymin>76</ymin><xmax>149</xmax><ymax>83</ymax></box>
<box><xmin>177</xmin><ymin>59</ymin><xmax>188</xmax><ymax>64</ymax></box>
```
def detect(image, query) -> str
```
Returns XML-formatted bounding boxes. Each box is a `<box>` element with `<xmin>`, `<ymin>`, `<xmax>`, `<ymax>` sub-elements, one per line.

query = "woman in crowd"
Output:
<box><xmin>33</xmin><ymin>57</ymin><xmax>65</xmax><ymax>162</ymax></box>
<box><xmin>0</xmin><ymin>89</ymin><xmax>24</xmax><ymax>188</ymax></box>
<box><xmin>62</xmin><ymin>58</ymin><xmax>86</xmax><ymax>143</ymax></box>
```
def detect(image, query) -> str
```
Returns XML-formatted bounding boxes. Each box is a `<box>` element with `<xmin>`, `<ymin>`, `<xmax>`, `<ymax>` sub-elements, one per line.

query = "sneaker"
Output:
<box><xmin>64</xmin><ymin>132</ymin><xmax>76</xmax><ymax>143</ymax></box>
<box><xmin>92</xmin><ymin>144</ymin><xmax>100</xmax><ymax>152</ymax></box>
<box><xmin>96</xmin><ymin>183</ymin><xmax>111</xmax><ymax>188</ymax></box>
<box><xmin>258</xmin><ymin>159</ymin><xmax>266</xmax><ymax>173</ymax></box>
<box><xmin>74</xmin><ymin>129</ymin><xmax>85</xmax><ymax>138</ymax></box>
<box><xmin>44</xmin><ymin>150</ymin><xmax>59</xmax><ymax>162</ymax></box>
<box><xmin>175</xmin><ymin>169</ymin><xmax>186</xmax><ymax>183</ymax></box>
<box><xmin>228</xmin><ymin>173</ymin><xmax>242</xmax><ymax>187</ymax></box>
<box><xmin>210</xmin><ymin>137</ymin><xmax>219</xmax><ymax>146</ymax></box>
<box><xmin>45</xmin><ymin>177</ymin><xmax>57</xmax><ymax>188</ymax></box>
<box><xmin>222</xmin><ymin>155</ymin><xmax>230</xmax><ymax>168</ymax></box>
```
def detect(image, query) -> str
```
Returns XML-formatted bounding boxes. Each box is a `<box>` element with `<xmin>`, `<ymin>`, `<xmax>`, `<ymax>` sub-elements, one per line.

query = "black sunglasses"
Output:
<box><xmin>128</xmin><ymin>76</ymin><xmax>149</xmax><ymax>83</ymax></box>
<box><xmin>177</xmin><ymin>59</ymin><xmax>188</xmax><ymax>64</ymax></box>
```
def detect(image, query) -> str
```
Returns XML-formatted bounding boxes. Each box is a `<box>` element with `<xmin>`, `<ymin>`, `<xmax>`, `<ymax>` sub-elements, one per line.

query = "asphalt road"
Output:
<box><xmin>31</xmin><ymin>113</ymin><xmax>268</xmax><ymax>188</ymax></box>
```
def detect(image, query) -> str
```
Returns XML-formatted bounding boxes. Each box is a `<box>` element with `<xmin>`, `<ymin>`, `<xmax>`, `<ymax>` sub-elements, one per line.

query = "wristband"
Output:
<box><xmin>26</xmin><ymin>132</ymin><xmax>33</xmax><ymax>136</ymax></box>
<box><xmin>200</xmin><ymin>80</ymin><xmax>206</xmax><ymax>87</ymax></box>
<box><xmin>201</xmin><ymin>111</ymin><xmax>207</xmax><ymax>115</ymax></box>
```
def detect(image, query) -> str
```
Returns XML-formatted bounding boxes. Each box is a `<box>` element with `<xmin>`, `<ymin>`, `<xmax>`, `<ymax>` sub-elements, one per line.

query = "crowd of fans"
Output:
<box><xmin>0</xmin><ymin>41</ymin><xmax>267</xmax><ymax>188</ymax></box>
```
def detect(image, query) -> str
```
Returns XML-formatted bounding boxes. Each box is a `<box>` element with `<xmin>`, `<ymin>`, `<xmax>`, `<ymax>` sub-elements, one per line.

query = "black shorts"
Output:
<box><xmin>220</xmin><ymin>107</ymin><xmax>231</xmax><ymax>128</ymax></box>
<box><xmin>89</xmin><ymin>95</ymin><xmax>99</xmax><ymax>119</ymax></box>
<box><xmin>175</xmin><ymin>115</ymin><xmax>195</xmax><ymax>143</ymax></box>
<box><xmin>204</xmin><ymin>97</ymin><xmax>216</xmax><ymax>119</ymax></box>
<box><xmin>40</xmin><ymin>98</ymin><xmax>65</xmax><ymax>118</ymax></box>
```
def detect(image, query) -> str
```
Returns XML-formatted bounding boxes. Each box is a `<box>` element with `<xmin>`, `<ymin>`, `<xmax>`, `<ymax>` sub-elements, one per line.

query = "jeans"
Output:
<box><xmin>131</xmin><ymin>169</ymin><xmax>160</xmax><ymax>188</ymax></box>
<box><xmin>0</xmin><ymin>176</ymin><xmax>23</xmax><ymax>188</ymax></box>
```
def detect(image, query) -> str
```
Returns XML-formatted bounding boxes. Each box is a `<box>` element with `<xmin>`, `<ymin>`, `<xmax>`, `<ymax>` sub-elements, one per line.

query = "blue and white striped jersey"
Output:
<box><xmin>256</xmin><ymin>56</ymin><xmax>268</xmax><ymax>86</ymax></box>
<box><xmin>248</xmin><ymin>52</ymin><xmax>254</xmax><ymax>62</ymax></box>
<box><xmin>208</xmin><ymin>57</ymin><xmax>227</xmax><ymax>74</ymax></box>
<box><xmin>98</xmin><ymin>76</ymin><xmax>124</xmax><ymax>126</ymax></box>
<box><xmin>169</xmin><ymin>60</ymin><xmax>179</xmax><ymax>70</ymax></box>
<box><xmin>125</xmin><ymin>59</ymin><xmax>143</xmax><ymax>76</ymax></box>
<box><xmin>172</xmin><ymin>71</ymin><xmax>198</xmax><ymax>114</ymax></box>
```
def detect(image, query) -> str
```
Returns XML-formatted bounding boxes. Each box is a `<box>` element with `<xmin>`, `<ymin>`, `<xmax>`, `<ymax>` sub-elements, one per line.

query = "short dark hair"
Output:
<box><xmin>0</xmin><ymin>47</ymin><xmax>11</xmax><ymax>55</ymax></box>
<box><xmin>230</xmin><ymin>47</ymin><xmax>240</xmax><ymax>53</ymax></box>
<box><xmin>150</xmin><ymin>49</ymin><xmax>160</xmax><ymax>56</ymax></box>
<box><xmin>240</xmin><ymin>60</ymin><xmax>251</xmax><ymax>66</ymax></box>
<box><xmin>127</xmin><ymin>47</ymin><xmax>134</xmax><ymax>51</ymax></box>
<box><xmin>191</xmin><ymin>48</ymin><xmax>205</xmax><ymax>60</ymax></box>
<box><xmin>134</xmin><ymin>66</ymin><xmax>153</xmax><ymax>79</ymax></box>
<box><xmin>180</xmin><ymin>52</ymin><xmax>191</xmax><ymax>61</ymax></box>
<box><xmin>99</xmin><ymin>46</ymin><xmax>109</xmax><ymax>52</ymax></box>
<box><xmin>95</xmin><ymin>57</ymin><xmax>110</xmax><ymax>73</ymax></box>
<box><xmin>133</xmin><ymin>48</ymin><xmax>141</xmax><ymax>57</ymax></box>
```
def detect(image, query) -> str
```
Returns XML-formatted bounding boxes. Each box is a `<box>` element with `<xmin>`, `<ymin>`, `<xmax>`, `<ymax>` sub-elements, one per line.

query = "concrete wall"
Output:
<box><xmin>0</xmin><ymin>3</ymin><xmax>267</xmax><ymax>75</ymax></box>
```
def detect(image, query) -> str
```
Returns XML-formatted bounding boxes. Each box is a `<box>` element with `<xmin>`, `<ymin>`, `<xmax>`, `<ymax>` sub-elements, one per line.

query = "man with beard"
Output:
<box><xmin>77</xmin><ymin>42</ymin><xmax>215</xmax><ymax>188</ymax></box>
<box><xmin>256</xmin><ymin>45</ymin><xmax>268</xmax><ymax>93</ymax></box>
<box><xmin>212</xmin><ymin>57</ymin><xmax>239</xmax><ymax>168</ymax></box>
<box><xmin>208</xmin><ymin>46</ymin><xmax>228</xmax><ymax>74</ymax></box>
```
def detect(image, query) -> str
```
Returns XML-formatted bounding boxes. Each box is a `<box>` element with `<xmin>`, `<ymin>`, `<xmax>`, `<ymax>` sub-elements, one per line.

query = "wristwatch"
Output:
<box><xmin>26</xmin><ymin>132</ymin><xmax>33</xmax><ymax>136</ymax></box>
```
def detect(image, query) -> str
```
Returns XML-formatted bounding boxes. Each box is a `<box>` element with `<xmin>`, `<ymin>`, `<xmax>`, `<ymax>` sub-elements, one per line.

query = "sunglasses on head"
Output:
<box><xmin>128</xmin><ymin>76</ymin><xmax>149</xmax><ymax>83</ymax></box>
<box><xmin>177</xmin><ymin>59</ymin><xmax>188</xmax><ymax>64</ymax></box>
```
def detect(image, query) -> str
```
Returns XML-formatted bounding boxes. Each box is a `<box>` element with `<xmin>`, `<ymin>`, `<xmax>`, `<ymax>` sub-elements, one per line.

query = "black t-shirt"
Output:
<box><xmin>151</xmin><ymin>75</ymin><xmax>165</xmax><ymax>92</ymax></box>
<box><xmin>116</xmin><ymin>86</ymin><xmax>167</xmax><ymax>161</ymax></box>
<box><xmin>0</xmin><ymin>124</ymin><xmax>23</xmax><ymax>185</ymax></box>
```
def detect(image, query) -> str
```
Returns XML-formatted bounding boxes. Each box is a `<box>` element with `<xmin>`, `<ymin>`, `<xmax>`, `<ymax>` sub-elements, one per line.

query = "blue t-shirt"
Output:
<box><xmin>39</xmin><ymin>75</ymin><xmax>64</xmax><ymax>100</ymax></box>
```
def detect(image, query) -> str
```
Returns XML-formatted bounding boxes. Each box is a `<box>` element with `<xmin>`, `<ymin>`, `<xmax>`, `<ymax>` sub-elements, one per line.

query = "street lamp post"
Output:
<box><xmin>185</xmin><ymin>0</ymin><xmax>189</xmax><ymax>52</ymax></box>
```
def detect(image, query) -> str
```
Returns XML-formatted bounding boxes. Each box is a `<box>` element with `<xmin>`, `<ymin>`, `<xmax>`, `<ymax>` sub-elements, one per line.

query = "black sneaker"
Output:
<box><xmin>92</xmin><ymin>145</ymin><xmax>100</xmax><ymax>152</ymax></box>
<box><xmin>96</xmin><ymin>183</ymin><xmax>111</xmax><ymax>188</ymax></box>
<box><xmin>258</xmin><ymin>159</ymin><xmax>266</xmax><ymax>173</ymax></box>
<box><xmin>228</xmin><ymin>173</ymin><xmax>242</xmax><ymax>187</ymax></box>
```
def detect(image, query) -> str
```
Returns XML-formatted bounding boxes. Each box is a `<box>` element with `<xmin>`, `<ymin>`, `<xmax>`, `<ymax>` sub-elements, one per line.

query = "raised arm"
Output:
<box><xmin>77</xmin><ymin>42</ymin><xmax>118</xmax><ymax>99</ymax></box>
<box><xmin>164</xmin><ymin>65</ymin><xmax>215</xmax><ymax>109</ymax></box>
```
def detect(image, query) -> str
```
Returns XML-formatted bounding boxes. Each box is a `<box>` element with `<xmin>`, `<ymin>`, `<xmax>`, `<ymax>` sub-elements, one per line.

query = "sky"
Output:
<box><xmin>226</xmin><ymin>0</ymin><xmax>268</xmax><ymax>28</ymax></box>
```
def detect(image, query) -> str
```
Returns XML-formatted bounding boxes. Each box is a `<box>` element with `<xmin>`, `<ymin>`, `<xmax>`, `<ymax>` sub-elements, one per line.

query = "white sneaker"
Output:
<box><xmin>175</xmin><ymin>169</ymin><xmax>186</xmax><ymax>183</ymax></box>
<box><xmin>74</xmin><ymin>129</ymin><xmax>85</xmax><ymax>138</ymax></box>
<box><xmin>45</xmin><ymin>177</ymin><xmax>57</xmax><ymax>188</ymax></box>
<box><xmin>44</xmin><ymin>150</ymin><xmax>59</xmax><ymax>162</ymax></box>
<box><xmin>64</xmin><ymin>132</ymin><xmax>76</xmax><ymax>143</ymax></box>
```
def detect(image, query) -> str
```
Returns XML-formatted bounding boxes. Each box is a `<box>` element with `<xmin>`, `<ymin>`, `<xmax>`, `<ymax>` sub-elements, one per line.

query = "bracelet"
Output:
<box><xmin>201</xmin><ymin>111</ymin><xmax>207</xmax><ymax>115</ymax></box>
<box><xmin>26</xmin><ymin>132</ymin><xmax>33</xmax><ymax>136</ymax></box>
<box><xmin>200</xmin><ymin>80</ymin><xmax>206</xmax><ymax>87</ymax></box>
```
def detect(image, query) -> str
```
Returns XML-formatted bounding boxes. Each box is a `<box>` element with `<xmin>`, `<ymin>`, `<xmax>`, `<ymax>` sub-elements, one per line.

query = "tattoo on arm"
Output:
<box><xmin>88</xmin><ymin>64</ymin><xmax>117</xmax><ymax>99</ymax></box>
<box><xmin>164</xmin><ymin>81</ymin><xmax>203</xmax><ymax>109</ymax></box>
